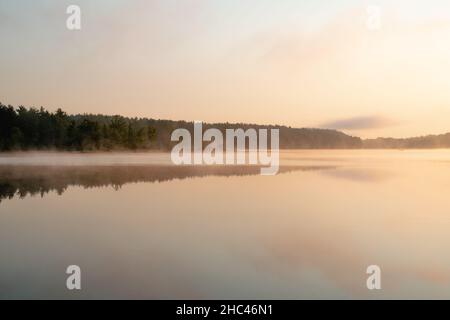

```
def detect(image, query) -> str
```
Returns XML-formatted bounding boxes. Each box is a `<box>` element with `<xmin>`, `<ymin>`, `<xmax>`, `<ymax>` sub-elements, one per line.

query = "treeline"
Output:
<box><xmin>3</xmin><ymin>100</ymin><xmax>449</xmax><ymax>150</ymax></box>
<box><xmin>18</xmin><ymin>102</ymin><xmax>450</xmax><ymax>151</ymax></box>
<box><xmin>0</xmin><ymin>103</ymin><xmax>365</xmax><ymax>151</ymax></box>
<box><xmin>363</xmin><ymin>133</ymin><xmax>450</xmax><ymax>149</ymax></box>
<box><xmin>0</xmin><ymin>103</ymin><xmax>158</xmax><ymax>151</ymax></box>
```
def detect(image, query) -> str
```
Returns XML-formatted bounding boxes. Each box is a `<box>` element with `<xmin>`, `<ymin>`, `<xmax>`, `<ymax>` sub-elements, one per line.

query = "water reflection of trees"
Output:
<box><xmin>0</xmin><ymin>165</ymin><xmax>335</xmax><ymax>202</ymax></box>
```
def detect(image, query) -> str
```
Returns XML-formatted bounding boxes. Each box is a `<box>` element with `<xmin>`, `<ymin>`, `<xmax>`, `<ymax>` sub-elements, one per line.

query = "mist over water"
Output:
<box><xmin>1</xmin><ymin>150</ymin><xmax>450</xmax><ymax>299</ymax></box>
<box><xmin>0</xmin><ymin>152</ymin><xmax>172</xmax><ymax>166</ymax></box>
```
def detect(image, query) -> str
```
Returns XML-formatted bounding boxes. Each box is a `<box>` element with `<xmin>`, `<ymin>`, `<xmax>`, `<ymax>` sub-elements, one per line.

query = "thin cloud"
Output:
<box><xmin>321</xmin><ymin>116</ymin><xmax>396</xmax><ymax>130</ymax></box>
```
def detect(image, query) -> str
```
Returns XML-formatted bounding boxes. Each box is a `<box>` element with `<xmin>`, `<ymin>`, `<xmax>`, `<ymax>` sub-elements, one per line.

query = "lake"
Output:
<box><xmin>1</xmin><ymin>150</ymin><xmax>450</xmax><ymax>299</ymax></box>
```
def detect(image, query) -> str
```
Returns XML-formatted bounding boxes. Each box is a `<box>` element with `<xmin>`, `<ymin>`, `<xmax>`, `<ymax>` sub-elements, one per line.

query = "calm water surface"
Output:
<box><xmin>1</xmin><ymin>150</ymin><xmax>450</xmax><ymax>299</ymax></box>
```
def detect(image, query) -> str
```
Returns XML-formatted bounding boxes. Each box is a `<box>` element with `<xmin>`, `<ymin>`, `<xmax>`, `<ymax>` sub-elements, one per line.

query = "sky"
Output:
<box><xmin>1</xmin><ymin>0</ymin><xmax>450</xmax><ymax>138</ymax></box>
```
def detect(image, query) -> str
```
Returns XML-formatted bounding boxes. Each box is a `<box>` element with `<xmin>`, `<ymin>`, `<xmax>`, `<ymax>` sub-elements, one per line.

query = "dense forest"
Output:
<box><xmin>0</xmin><ymin>103</ymin><xmax>362</xmax><ymax>151</ymax></box>
<box><xmin>0</xmin><ymin>103</ymin><xmax>158</xmax><ymax>151</ymax></box>
<box><xmin>2</xmin><ymin>103</ymin><xmax>450</xmax><ymax>151</ymax></box>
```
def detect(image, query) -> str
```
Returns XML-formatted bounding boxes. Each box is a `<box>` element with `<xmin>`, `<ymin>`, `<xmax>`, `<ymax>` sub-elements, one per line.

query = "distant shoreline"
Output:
<box><xmin>3</xmin><ymin>104</ymin><xmax>450</xmax><ymax>150</ymax></box>
<box><xmin>3</xmin><ymin>148</ymin><xmax>450</xmax><ymax>155</ymax></box>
